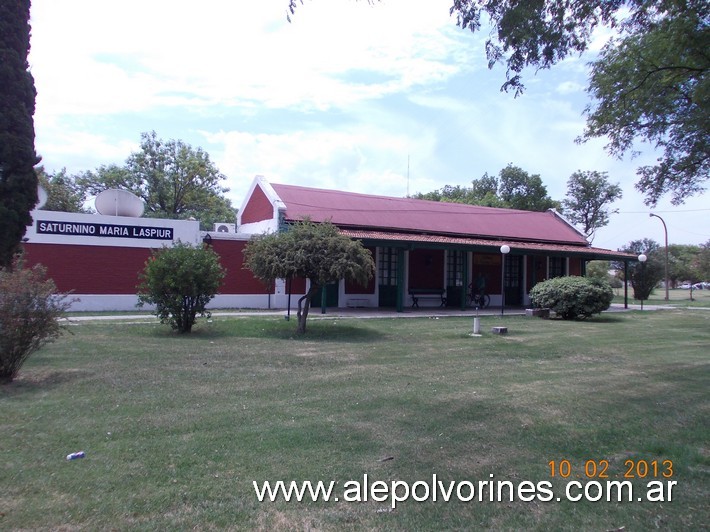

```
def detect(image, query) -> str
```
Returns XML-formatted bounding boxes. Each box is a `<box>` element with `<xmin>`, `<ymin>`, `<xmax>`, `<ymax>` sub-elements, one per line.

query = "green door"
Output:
<box><xmin>504</xmin><ymin>255</ymin><xmax>523</xmax><ymax>306</ymax></box>
<box><xmin>378</xmin><ymin>247</ymin><xmax>399</xmax><ymax>307</ymax></box>
<box><xmin>312</xmin><ymin>282</ymin><xmax>339</xmax><ymax>308</ymax></box>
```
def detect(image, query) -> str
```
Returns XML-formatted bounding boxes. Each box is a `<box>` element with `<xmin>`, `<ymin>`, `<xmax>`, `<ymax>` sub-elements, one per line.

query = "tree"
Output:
<box><xmin>77</xmin><ymin>131</ymin><xmax>236</xmax><ymax>230</ymax></box>
<box><xmin>449</xmin><ymin>0</ymin><xmax>709</xmax><ymax>206</ymax></box>
<box><xmin>562</xmin><ymin>170</ymin><xmax>622</xmax><ymax>241</ymax></box>
<box><xmin>667</xmin><ymin>244</ymin><xmax>703</xmax><ymax>286</ymax></box>
<box><xmin>412</xmin><ymin>166</ymin><xmax>558</xmax><ymax>210</ymax></box>
<box><xmin>586</xmin><ymin>260</ymin><xmax>621</xmax><ymax>288</ymax></box>
<box><xmin>582</xmin><ymin>5</ymin><xmax>709</xmax><ymax>206</ymax></box>
<box><xmin>615</xmin><ymin>239</ymin><xmax>664</xmax><ymax>301</ymax></box>
<box><xmin>137</xmin><ymin>243</ymin><xmax>225</xmax><ymax>333</ymax></box>
<box><xmin>0</xmin><ymin>258</ymin><xmax>71</xmax><ymax>383</ymax></box>
<box><xmin>244</xmin><ymin>220</ymin><xmax>375</xmax><ymax>334</ymax></box>
<box><xmin>412</xmin><ymin>174</ymin><xmax>504</xmax><ymax>207</ymax></box>
<box><xmin>0</xmin><ymin>0</ymin><xmax>40</xmax><ymax>267</ymax></box>
<box><xmin>699</xmin><ymin>240</ymin><xmax>710</xmax><ymax>282</ymax></box>
<box><xmin>498</xmin><ymin>164</ymin><xmax>560</xmax><ymax>211</ymax></box>
<box><xmin>470</xmin><ymin>172</ymin><xmax>502</xmax><ymax>206</ymax></box>
<box><xmin>36</xmin><ymin>167</ymin><xmax>87</xmax><ymax>213</ymax></box>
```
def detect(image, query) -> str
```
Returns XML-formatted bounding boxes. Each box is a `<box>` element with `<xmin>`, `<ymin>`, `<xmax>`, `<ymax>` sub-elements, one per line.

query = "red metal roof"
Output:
<box><xmin>338</xmin><ymin>229</ymin><xmax>635</xmax><ymax>260</ymax></box>
<box><xmin>271</xmin><ymin>183</ymin><xmax>589</xmax><ymax>246</ymax></box>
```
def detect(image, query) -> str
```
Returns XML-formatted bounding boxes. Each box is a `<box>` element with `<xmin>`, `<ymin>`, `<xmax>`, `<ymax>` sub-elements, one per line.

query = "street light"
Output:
<box><xmin>500</xmin><ymin>245</ymin><xmax>510</xmax><ymax>315</ymax></box>
<box><xmin>638</xmin><ymin>254</ymin><xmax>647</xmax><ymax>310</ymax></box>
<box><xmin>649</xmin><ymin>213</ymin><xmax>669</xmax><ymax>301</ymax></box>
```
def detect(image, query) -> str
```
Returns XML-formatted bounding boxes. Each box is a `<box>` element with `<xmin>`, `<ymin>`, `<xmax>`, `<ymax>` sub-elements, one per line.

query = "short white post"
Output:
<box><xmin>473</xmin><ymin>316</ymin><xmax>480</xmax><ymax>335</ymax></box>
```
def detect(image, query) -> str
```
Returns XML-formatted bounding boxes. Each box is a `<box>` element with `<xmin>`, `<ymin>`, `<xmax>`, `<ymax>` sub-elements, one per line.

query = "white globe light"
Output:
<box><xmin>500</xmin><ymin>245</ymin><xmax>510</xmax><ymax>254</ymax></box>
<box><xmin>638</xmin><ymin>254</ymin><xmax>647</xmax><ymax>263</ymax></box>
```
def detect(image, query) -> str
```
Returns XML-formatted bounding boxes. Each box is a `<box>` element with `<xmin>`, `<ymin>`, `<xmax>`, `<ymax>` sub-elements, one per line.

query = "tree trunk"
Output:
<box><xmin>296</xmin><ymin>284</ymin><xmax>319</xmax><ymax>334</ymax></box>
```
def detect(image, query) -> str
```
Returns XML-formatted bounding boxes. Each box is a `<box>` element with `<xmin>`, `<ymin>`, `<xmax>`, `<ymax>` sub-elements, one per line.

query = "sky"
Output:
<box><xmin>28</xmin><ymin>0</ymin><xmax>709</xmax><ymax>252</ymax></box>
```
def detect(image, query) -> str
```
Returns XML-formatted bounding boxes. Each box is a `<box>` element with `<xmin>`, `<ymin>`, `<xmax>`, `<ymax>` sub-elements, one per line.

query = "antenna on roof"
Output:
<box><xmin>406</xmin><ymin>154</ymin><xmax>410</xmax><ymax>198</ymax></box>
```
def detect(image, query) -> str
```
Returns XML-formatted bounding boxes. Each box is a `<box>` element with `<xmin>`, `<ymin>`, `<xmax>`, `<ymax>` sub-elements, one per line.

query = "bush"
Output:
<box><xmin>137</xmin><ymin>242</ymin><xmax>225</xmax><ymax>333</ymax></box>
<box><xmin>0</xmin><ymin>260</ymin><xmax>71</xmax><ymax>383</ymax></box>
<box><xmin>529</xmin><ymin>276</ymin><xmax>614</xmax><ymax>320</ymax></box>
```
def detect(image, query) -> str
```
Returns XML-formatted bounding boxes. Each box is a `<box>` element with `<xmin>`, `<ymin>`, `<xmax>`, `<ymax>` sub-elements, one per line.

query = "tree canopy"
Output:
<box><xmin>0</xmin><ymin>0</ymin><xmax>39</xmax><ymax>267</ymax></box>
<box><xmin>452</xmin><ymin>0</ymin><xmax>709</xmax><ymax>206</ymax></box>
<box><xmin>582</xmin><ymin>3</ymin><xmax>709</xmax><ymax>206</ymax></box>
<box><xmin>614</xmin><ymin>238</ymin><xmax>664</xmax><ymax>301</ymax></box>
<box><xmin>244</xmin><ymin>220</ymin><xmax>375</xmax><ymax>333</ymax></box>
<box><xmin>562</xmin><ymin>170</ymin><xmax>622</xmax><ymax>241</ymax></box>
<box><xmin>412</xmin><ymin>164</ymin><xmax>559</xmax><ymax>212</ymax></box>
<box><xmin>36</xmin><ymin>167</ymin><xmax>87</xmax><ymax>213</ymax></box>
<box><xmin>77</xmin><ymin>131</ymin><xmax>236</xmax><ymax>230</ymax></box>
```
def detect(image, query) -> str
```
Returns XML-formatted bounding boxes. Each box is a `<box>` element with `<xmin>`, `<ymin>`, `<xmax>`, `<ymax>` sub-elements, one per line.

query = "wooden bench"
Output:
<box><xmin>408</xmin><ymin>288</ymin><xmax>447</xmax><ymax>308</ymax></box>
<box><xmin>346</xmin><ymin>298</ymin><xmax>368</xmax><ymax>308</ymax></box>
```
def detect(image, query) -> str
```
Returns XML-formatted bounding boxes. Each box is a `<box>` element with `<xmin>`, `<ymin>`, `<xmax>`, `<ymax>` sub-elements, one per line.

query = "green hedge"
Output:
<box><xmin>529</xmin><ymin>276</ymin><xmax>614</xmax><ymax>320</ymax></box>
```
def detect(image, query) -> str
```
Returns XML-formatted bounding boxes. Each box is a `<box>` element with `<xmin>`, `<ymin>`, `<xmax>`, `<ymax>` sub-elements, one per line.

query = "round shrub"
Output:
<box><xmin>529</xmin><ymin>276</ymin><xmax>614</xmax><ymax>320</ymax></box>
<box><xmin>137</xmin><ymin>243</ymin><xmax>225</xmax><ymax>333</ymax></box>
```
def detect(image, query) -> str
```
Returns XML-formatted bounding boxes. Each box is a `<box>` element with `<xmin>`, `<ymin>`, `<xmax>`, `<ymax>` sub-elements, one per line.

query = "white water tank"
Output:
<box><xmin>95</xmin><ymin>189</ymin><xmax>145</xmax><ymax>217</ymax></box>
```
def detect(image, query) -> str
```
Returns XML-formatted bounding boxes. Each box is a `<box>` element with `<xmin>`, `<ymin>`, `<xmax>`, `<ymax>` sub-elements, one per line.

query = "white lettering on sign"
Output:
<box><xmin>36</xmin><ymin>220</ymin><xmax>174</xmax><ymax>240</ymax></box>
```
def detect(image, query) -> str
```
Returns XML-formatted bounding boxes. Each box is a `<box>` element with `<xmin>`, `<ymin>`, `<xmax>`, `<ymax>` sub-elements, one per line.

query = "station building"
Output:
<box><xmin>22</xmin><ymin>176</ymin><xmax>634</xmax><ymax>312</ymax></box>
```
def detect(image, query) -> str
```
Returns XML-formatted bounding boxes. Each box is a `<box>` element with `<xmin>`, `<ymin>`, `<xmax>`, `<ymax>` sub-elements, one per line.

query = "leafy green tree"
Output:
<box><xmin>667</xmin><ymin>244</ymin><xmax>703</xmax><ymax>286</ymax></box>
<box><xmin>327</xmin><ymin>0</ymin><xmax>706</xmax><ymax>206</ymax></box>
<box><xmin>470</xmin><ymin>172</ymin><xmax>502</xmax><ymax>206</ymax></box>
<box><xmin>699</xmin><ymin>240</ymin><xmax>710</xmax><ymax>282</ymax></box>
<box><xmin>498</xmin><ymin>164</ymin><xmax>560</xmax><ymax>211</ymax></box>
<box><xmin>78</xmin><ymin>131</ymin><xmax>236</xmax><ymax>230</ymax></box>
<box><xmin>413</xmin><ymin>166</ymin><xmax>558</xmax><ymax>211</ymax></box>
<box><xmin>0</xmin><ymin>257</ymin><xmax>72</xmax><ymax>383</ymax></box>
<box><xmin>615</xmin><ymin>239</ymin><xmax>664</xmax><ymax>301</ymax></box>
<box><xmin>36</xmin><ymin>167</ymin><xmax>87</xmax><ymax>213</ymax></box>
<box><xmin>244</xmin><ymin>220</ymin><xmax>375</xmax><ymax>334</ymax></box>
<box><xmin>562</xmin><ymin>170</ymin><xmax>622</xmax><ymax>241</ymax></box>
<box><xmin>582</xmin><ymin>4</ymin><xmax>709</xmax><ymax>206</ymax></box>
<box><xmin>137</xmin><ymin>243</ymin><xmax>225</xmax><ymax>333</ymax></box>
<box><xmin>0</xmin><ymin>0</ymin><xmax>40</xmax><ymax>267</ymax></box>
<box><xmin>412</xmin><ymin>174</ymin><xmax>504</xmax><ymax>207</ymax></box>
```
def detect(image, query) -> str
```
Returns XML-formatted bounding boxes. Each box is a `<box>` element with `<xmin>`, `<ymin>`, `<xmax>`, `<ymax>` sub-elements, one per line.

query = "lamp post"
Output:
<box><xmin>638</xmin><ymin>254</ymin><xmax>647</xmax><ymax>310</ymax></box>
<box><xmin>649</xmin><ymin>213</ymin><xmax>669</xmax><ymax>301</ymax></box>
<box><xmin>500</xmin><ymin>245</ymin><xmax>510</xmax><ymax>315</ymax></box>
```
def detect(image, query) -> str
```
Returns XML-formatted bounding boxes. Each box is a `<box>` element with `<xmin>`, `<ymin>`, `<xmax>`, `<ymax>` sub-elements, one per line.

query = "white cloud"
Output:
<box><xmin>29</xmin><ymin>0</ymin><xmax>467</xmax><ymax>117</ymax></box>
<box><xmin>204</xmin><ymin>116</ymin><xmax>439</xmax><ymax>203</ymax></box>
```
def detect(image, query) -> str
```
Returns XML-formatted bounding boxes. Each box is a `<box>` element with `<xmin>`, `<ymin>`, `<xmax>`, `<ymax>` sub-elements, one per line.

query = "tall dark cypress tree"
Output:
<box><xmin>0</xmin><ymin>0</ymin><xmax>40</xmax><ymax>267</ymax></box>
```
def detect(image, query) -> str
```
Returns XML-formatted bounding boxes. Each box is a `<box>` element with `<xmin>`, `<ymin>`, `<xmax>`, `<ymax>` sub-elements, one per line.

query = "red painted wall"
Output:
<box><xmin>23</xmin><ymin>243</ymin><xmax>151</xmax><ymax>294</ymax></box>
<box><xmin>472</xmin><ymin>253</ymin><xmax>502</xmax><ymax>294</ymax></box>
<box><xmin>569</xmin><ymin>258</ymin><xmax>581</xmax><ymax>276</ymax></box>
<box><xmin>209</xmin><ymin>240</ymin><xmax>273</xmax><ymax>294</ymax></box>
<box><xmin>408</xmin><ymin>249</ymin><xmax>444</xmax><ymax>289</ymax></box>
<box><xmin>241</xmin><ymin>185</ymin><xmax>273</xmax><ymax>224</ymax></box>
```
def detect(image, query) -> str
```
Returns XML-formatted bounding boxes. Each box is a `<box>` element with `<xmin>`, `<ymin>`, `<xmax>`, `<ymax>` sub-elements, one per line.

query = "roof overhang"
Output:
<box><xmin>339</xmin><ymin>229</ymin><xmax>636</xmax><ymax>261</ymax></box>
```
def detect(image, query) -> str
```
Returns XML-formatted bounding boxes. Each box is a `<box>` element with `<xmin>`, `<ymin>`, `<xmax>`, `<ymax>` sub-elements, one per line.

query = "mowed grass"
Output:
<box><xmin>1</xmin><ymin>310</ymin><xmax>708</xmax><ymax>530</ymax></box>
<box><xmin>614</xmin><ymin>287</ymin><xmax>710</xmax><ymax>308</ymax></box>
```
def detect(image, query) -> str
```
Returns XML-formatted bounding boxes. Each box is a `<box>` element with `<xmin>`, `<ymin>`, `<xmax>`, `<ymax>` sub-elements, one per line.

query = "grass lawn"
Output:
<box><xmin>1</xmin><ymin>310</ymin><xmax>708</xmax><ymax>530</ymax></box>
<box><xmin>614</xmin><ymin>287</ymin><xmax>710</xmax><ymax>308</ymax></box>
